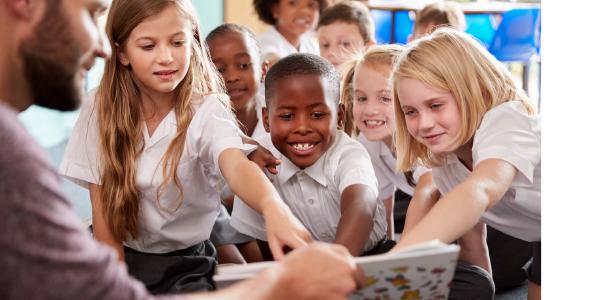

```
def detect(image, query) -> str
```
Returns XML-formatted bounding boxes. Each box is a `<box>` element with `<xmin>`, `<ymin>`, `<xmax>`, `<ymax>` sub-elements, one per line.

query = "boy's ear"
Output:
<box><xmin>336</xmin><ymin>102</ymin><xmax>346</xmax><ymax>130</ymax></box>
<box><xmin>262</xmin><ymin>107</ymin><xmax>270</xmax><ymax>133</ymax></box>
<box><xmin>260</xmin><ymin>61</ymin><xmax>269</xmax><ymax>83</ymax></box>
<box><xmin>116</xmin><ymin>43</ymin><xmax>130</xmax><ymax>66</ymax></box>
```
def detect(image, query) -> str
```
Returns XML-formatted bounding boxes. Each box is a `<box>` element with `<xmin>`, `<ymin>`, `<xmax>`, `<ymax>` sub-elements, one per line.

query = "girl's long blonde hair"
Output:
<box><xmin>393</xmin><ymin>28</ymin><xmax>534</xmax><ymax>171</ymax></box>
<box><xmin>97</xmin><ymin>0</ymin><xmax>227</xmax><ymax>241</ymax></box>
<box><xmin>340</xmin><ymin>44</ymin><xmax>405</xmax><ymax>136</ymax></box>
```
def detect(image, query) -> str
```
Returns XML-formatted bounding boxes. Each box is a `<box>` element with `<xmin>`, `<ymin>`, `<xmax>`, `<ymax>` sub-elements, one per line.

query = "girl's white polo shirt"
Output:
<box><xmin>357</xmin><ymin>134</ymin><xmax>429</xmax><ymax>201</ymax></box>
<box><xmin>59</xmin><ymin>92</ymin><xmax>255</xmax><ymax>253</ymax></box>
<box><xmin>433</xmin><ymin>101</ymin><xmax>541</xmax><ymax>242</ymax></box>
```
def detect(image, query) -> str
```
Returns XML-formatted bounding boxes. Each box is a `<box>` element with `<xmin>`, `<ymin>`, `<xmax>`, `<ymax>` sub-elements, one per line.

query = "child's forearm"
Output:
<box><xmin>335</xmin><ymin>184</ymin><xmax>377</xmax><ymax>256</ymax></box>
<box><xmin>458</xmin><ymin>222</ymin><xmax>492</xmax><ymax>274</ymax></box>
<box><xmin>393</xmin><ymin>159</ymin><xmax>516</xmax><ymax>250</ymax></box>
<box><xmin>219</xmin><ymin>148</ymin><xmax>284</xmax><ymax>213</ymax></box>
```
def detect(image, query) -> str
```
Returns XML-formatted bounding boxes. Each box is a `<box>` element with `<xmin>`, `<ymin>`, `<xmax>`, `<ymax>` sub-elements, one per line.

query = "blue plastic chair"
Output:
<box><xmin>371</xmin><ymin>9</ymin><xmax>394</xmax><ymax>44</ymax></box>
<box><xmin>488</xmin><ymin>8</ymin><xmax>541</xmax><ymax>62</ymax></box>
<box><xmin>488</xmin><ymin>8</ymin><xmax>541</xmax><ymax>101</ymax></box>
<box><xmin>465</xmin><ymin>14</ymin><xmax>498</xmax><ymax>48</ymax></box>
<box><xmin>393</xmin><ymin>10</ymin><xmax>415</xmax><ymax>45</ymax></box>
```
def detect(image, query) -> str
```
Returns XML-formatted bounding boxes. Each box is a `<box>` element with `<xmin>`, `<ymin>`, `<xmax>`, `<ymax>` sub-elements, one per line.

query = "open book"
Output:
<box><xmin>214</xmin><ymin>240</ymin><xmax>460</xmax><ymax>300</ymax></box>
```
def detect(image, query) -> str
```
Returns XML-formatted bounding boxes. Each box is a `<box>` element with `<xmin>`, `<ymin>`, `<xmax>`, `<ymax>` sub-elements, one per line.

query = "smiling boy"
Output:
<box><xmin>231</xmin><ymin>53</ymin><xmax>391</xmax><ymax>257</ymax></box>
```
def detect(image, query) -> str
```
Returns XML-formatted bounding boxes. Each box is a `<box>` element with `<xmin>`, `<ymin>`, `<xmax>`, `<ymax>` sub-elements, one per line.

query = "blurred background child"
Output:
<box><xmin>316</xmin><ymin>0</ymin><xmax>375</xmax><ymax>71</ymax></box>
<box><xmin>409</xmin><ymin>1</ymin><xmax>466</xmax><ymax>42</ymax></box>
<box><xmin>206</xmin><ymin>23</ymin><xmax>272</xmax><ymax>264</ymax></box>
<box><xmin>252</xmin><ymin>0</ymin><xmax>329</xmax><ymax>66</ymax></box>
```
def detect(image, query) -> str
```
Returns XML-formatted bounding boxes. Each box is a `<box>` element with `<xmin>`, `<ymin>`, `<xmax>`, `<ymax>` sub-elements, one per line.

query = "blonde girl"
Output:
<box><xmin>60</xmin><ymin>0</ymin><xmax>310</xmax><ymax>293</ymax></box>
<box><xmin>339</xmin><ymin>45</ymin><xmax>435</xmax><ymax>239</ymax></box>
<box><xmin>392</xmin><ymin>28</ymin><xmax>541</xmax><ymax>299</ymax></box>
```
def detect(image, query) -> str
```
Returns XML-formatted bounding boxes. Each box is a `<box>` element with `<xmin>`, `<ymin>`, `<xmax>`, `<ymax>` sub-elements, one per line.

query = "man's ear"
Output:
<box><xmin>262</xmin><ymin>106</ymin><xmax>270</xmax><ymax>133</ymax></box>
<box><xmin>116</xmin><ymin>43</ymin><xmax>130</xmax><ymax>66</ymax></box>
<box><xmin>337</xmin><ymin>102</ymin><xmax>346</xmax><ymax>130</ymax></box>
<box><xmin>260</xmin><ymin>61</ymin><xmax>269</xmax><ymax>83</ymax></box>
<box><xmin>6</xmin><ymin>0</ymin><xmax>43</xmax><ymax>21</ymax></box>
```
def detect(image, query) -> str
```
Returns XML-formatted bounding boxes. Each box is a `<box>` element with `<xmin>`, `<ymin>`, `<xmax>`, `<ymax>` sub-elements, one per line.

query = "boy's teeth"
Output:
<box><xmin>292</xmin><ymin>143</ymin><xmax>314</xmax><ymax>151</ymax></box>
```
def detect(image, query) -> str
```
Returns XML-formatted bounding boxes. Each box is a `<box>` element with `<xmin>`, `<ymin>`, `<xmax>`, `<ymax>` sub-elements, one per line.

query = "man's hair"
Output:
<box><xmin>265</xmin><ymin>53</ymin><xmax>340</xmax><ymax>107</ymax></box>
<box><xmin>205</xmin><ymin>23</ymin><xmax>260</xmax><ymax>59</ymax></box>
<box><xmin>253</xmin><ymin>0</ymin><xmax>330</xmax><ymax>25</ymax></box>
<box><xmin>317</xmin><ymin>1</ymin><xmax>375</xmax><ymax>42</ymax></box>
<box><xmin>414</xmin><ymin>1</ymin><xmax>466</xmax><ymax>32</ymax></box>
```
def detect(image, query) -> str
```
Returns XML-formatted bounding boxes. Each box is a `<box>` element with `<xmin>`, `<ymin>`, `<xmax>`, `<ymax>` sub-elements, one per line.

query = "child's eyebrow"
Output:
<box><xmin>135</xmin><ymin>32</ymin><xmax>187</xmax><ymax>42</ymax></box>
<box><xmin>234</xmin><ymin>53</ymin><xmax>252</xmax><ymax>59</ymax></box>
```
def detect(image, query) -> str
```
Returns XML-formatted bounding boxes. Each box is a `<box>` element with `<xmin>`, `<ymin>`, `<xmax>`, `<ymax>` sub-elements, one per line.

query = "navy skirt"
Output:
<box><xmin>124</xmin><ymin>240</ymin><xmax>217</xmax><ymax>295</ymax></box>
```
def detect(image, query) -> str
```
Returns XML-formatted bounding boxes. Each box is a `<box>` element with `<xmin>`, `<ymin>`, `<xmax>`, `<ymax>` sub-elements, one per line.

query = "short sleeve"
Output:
<box><xmin>58</xmin><ymin>91</ymin><xmax>102</xmax><ymax>189</ymax></box>
<box><xmin>411</xmin><ymin>163</ymin><xmax>431</xmax><ymax>184</ymax></box>
<box><xmin>188</xmin><ymin>95</ymin><xmax>256</xmax><ymax>173</ymax></box>
<box><xmin>230</xmin><ymin>196</ymin><xmax>268</xmax><ymax>241</ymax></box>
<box><xmin>335</xmin><ymin>136</ymin><xmax>379</xmax><ymax>197</ymax></box>
<box><xmin>473</xmin><ymin>102</ymin><xmax>541</xmax><ymax>184</ymax></box>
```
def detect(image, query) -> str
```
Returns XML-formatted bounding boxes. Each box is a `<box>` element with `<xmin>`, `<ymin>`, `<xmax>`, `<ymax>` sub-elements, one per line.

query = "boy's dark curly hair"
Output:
<box><xmin>253</xmin><ymin>0</ymin><xmax>330</xmax><ymax>25</ymax></box>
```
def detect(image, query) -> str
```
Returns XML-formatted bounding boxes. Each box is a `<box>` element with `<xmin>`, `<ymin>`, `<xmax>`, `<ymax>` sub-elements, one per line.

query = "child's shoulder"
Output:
<box><xmin>478</xmin><ymin>101</ymin><xmax>539</xmax><ymax>135</ymax></box>
<box><xmin>327</xmin><ymin>131</ymin><xmax>371</xmax><ymax>162</ymax></box>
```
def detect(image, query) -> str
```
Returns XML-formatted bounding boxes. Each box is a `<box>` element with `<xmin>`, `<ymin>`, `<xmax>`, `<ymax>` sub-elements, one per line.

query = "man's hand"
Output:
<box><xmin>268</xmin><ymin>242</ymin><xmax>366</xmax><ymax>300</ymax></box>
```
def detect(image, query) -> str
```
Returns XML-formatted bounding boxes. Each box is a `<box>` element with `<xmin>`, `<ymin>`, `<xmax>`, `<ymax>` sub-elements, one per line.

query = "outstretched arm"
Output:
<box><xmin>335</xmin><ymin>184</ymin><xmax>378</xmax><ymax>256</ymax></box>
<box><xmin>218</xmin><ymin>148</ymin><xmax>312</xmax><ymax>260</ymax></box>
<box><xmin>392</xmin><ymin>159</ymin><xmax>517</xmax><ymax>250</ymax></box>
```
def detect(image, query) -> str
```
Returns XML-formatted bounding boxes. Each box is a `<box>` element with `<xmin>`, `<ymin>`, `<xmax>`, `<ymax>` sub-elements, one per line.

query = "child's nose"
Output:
<box><xmin>157</xmin><ymin>45</ymin><xmax>173</xmax><ymax>64</ymax></box>
<box><xmin>418</xmin><ymin>112</ymin><xmax>435</xmax><ymax>130</ymax></box>
<box><xmin>294</xmin><ymin>115</ymin><xmax>313</xmax><ymax>134</ymax></box>
<box><xmin>224</xmin><ymin>71</ymin><xmax>239</xmax><ymax>83</ymax></box>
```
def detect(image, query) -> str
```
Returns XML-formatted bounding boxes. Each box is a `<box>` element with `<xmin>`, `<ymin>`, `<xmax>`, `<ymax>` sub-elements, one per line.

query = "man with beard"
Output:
<box><xmin>0</xmin><ymin>0</ymin><xmax>364</xmax><ymax>299</ymax></box>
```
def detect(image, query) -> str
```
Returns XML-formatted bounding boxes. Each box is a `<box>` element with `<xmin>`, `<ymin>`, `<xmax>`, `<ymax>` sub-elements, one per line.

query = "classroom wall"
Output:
<box><xmin>193</xmin><ymin>0</ymin><xmax>224</xmax><ymax>37</ymax></box>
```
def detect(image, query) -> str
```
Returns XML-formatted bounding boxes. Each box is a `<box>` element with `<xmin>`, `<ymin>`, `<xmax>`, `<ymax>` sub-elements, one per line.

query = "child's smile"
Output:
<box><xmin>264</xmin><ymin>74</ymin><xmax>341</xmax><ymax>169</ymax></box>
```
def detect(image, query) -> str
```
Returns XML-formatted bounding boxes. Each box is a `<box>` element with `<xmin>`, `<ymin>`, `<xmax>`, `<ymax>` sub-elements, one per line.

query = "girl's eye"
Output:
<box><xmin>403</xmin><ymin>110</ymin><xmax>416</xmax><ymax>117</ymax></box>
<box><xmin>288</xmin><ymin>0</ymin><xmax>297</xmax><ymax>6</ymax></box>
<box><xmin>431</xmin><ymin>103</ymin><xmax>443</xmax><ymax>110</ymax></box>
<box><xmin>173</xmin><ymin>40</ymin><xmax>186</xmax><ymax>47</ymax></box>
<box><xmin>141</xmin><ymin>45</ymin><xmax>154</xmax><ymax>51</ymax></box>
<box><xmin>342</xmin><ymin>41</ymin><xmax>352</xmax><ymax>48</ymax></box>
<box><xmin>216</xmin><ymin>67</ymin><xmax>225</xmax><ymax>73</ymax></box>
<box><xmin>320</xmin><ymin>43</ymin><xmax>330</xmax><ymax>49</ymax></box>
<box><xmin>238</xmin><ymin>63</ymin><xmax>251</xmax><ymax>70</ymax></box>
<box><xmin>379</xmin><ymin>96</ymin><xmax>392</xmax><ymax>103</ymax></box>
<box><xmin>355</xmin><ymin>96</ymin><xmax>367</xmax><ymax>102</ymax></box>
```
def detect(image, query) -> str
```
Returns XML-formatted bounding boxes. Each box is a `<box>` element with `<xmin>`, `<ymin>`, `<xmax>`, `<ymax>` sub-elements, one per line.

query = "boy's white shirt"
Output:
<box><xmin>231</xmin><ymin>130</ymin><xmax>388</xmax><ymax>253</ymax></box>
<box><xmin>59</xmin><ymin>91</ymin><xmax>255</xmax><ymax>253</ymax></box>
<box><xmin>257</xmin><ymin>26</ymin><xmax>319</xmax><ymax>63</ymax></box>
<box><xmin>433</xmin><ymin>101</ymin><xmax>541</xmax><ymax>242</ymax></box>
<box><xmin>358</xmin><ymin>133</ymin><xmax>430</xmax><ymax>200</ymax></box>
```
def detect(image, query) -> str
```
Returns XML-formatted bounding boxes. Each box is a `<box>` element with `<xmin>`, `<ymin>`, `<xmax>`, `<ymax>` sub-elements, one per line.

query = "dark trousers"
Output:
<box><xmin>124</xmin><ymin>240</ymin><xmax>217</xmax><ymax>295</ymax></box>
